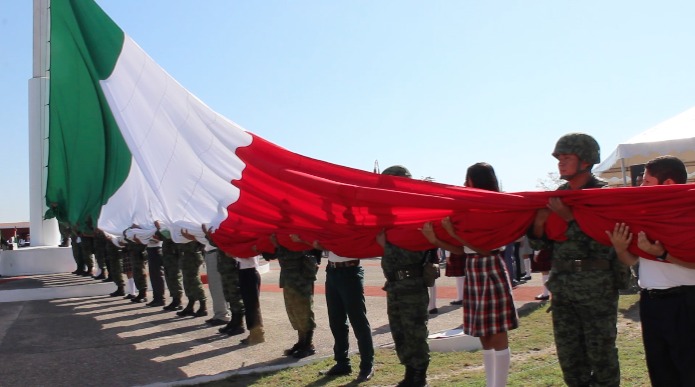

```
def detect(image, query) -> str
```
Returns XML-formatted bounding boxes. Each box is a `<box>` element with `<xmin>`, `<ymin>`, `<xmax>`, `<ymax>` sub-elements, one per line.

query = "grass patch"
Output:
<box><xmin>199</xmin><ymin>294</ymin><xmax>648</xmax><ymax>386</ymax></box>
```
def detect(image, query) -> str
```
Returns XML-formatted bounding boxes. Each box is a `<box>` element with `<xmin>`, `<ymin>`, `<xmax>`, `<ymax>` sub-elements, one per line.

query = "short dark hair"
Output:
<box><xmin>466</xmin><ymin>162</ymin><xmax>500</xmax><ymax>192</ymax></box>
<box><xmin>645</xmin><ymin>155</ymin><xmax>687</xmax><ymax>184</ymax></box>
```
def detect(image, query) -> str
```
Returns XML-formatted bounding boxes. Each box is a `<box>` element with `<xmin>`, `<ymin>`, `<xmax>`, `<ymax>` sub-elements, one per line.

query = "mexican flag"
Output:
<box><xmin>46</xmin><ymin>0</ymin><xmax>695</xmax><ymax>260</ymax></box>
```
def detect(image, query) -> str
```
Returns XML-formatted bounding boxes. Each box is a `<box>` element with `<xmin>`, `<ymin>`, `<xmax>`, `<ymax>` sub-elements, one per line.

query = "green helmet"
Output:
<box><xmin>381</xmin><ymin>165</ymin><xmax>412</xmax><ymax>178</ymax></box>
<box><xmin>552</xmin><ymin>133</ymin><xmax>600</xmax><ymax>165</ymax></box>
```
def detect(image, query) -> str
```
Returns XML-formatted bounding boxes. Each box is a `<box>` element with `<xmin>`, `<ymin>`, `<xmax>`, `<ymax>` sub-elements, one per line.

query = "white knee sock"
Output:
<box><xmin>456</xmin><ymin>277</ymin><xmax>464</xmax><ymax>300</ymax></box>
<box><xmin>127</xmin><ymin>277</ymin><xmax>136</xmax><ymax>295</ymax></box>
<box><xmin>524</xmin><ymin>258</ymin><xmax>532</xmax><ymax>276</ymax></box>
<box><xmin>494</xmin><ymin>348</ymin><xmax>511</xmax><ymax>387</ymax></box>
<box><xmin>483</xmin><ymin>349</ymin><xmax>495</xmax><ymax>387</ymax></box>
<box><xmin>428</xmin><ymin>286</ymin><xmax>437</xmax><ymax>310</ymax></box>
<box><xmin>542</xmin><ymin>273</ymin><xmax>550</xmax><ymax>296</ymax></box>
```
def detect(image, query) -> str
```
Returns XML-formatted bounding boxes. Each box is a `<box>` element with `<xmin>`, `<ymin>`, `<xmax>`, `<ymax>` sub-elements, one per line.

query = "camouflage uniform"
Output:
<box><xmin>106</xmin><ymin>239</ymin><xmax>125</xmax><ymax>289</ymax></box>
<box><xmin>218</xmin><ymin>252</ymin><xmax>243</xmax><ymax>317</ymax></box>
<box><xmin>264</xmin><ymin>245</ymin><xmax>318</xmax><ymax>357</ymax></box>
<box><xmin>178</xmin><ymin>241</ymin><xmax>206</xmax><ymax>303</ymax></box>
<box><xmin>126</xmin><ymin>240</ymin><xmax>148</xmax><ymax>293</ymax></box>
<box><xmin>93</xmin><ymin>231</ymin><xmax>108</xmax><ymax>276</ymax></box>
<box><xmin>381</xmin><ymin>242</ymin><xmax>430</xmax><ymax>373</ymax></box>
<box><xmin>156</xmin><ymin>230</ymin><xmax>183</xmax><ymax>302</ymax></box>
<box><xmin>70</xmin><ymin>233</ymin><xmax>84</xmax><ymax>272</ymax></box>
<box><xmin>80</xmin><ymin>232</ymin><xmax>95</xmax><ymax>273</ymax></box>
<box><xmin>528</xmin><ymin>133</ymin><xmax>620</xmax><ymax>387</ymax></box>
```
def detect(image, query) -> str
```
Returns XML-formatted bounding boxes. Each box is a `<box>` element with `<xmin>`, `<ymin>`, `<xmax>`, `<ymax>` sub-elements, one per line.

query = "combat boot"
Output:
<box><xmin>220</xmin><ymin>312</ymin><xmax>245</xmax><ymax>335</ymax></box>
<box><xmin>131</xmin><ymin>289</ymin><xmax>148</xmax><ymax>303</ymax></box>
<box><xmin>283</xmin><ymin>331</ymin><xmax>302</xmax><ymax>356</ymax></box>
<box><xmin>109</xmin><ymin>287</ymin><xmax>125</xmax><ymax>297</ymax></box>
<box><xmin>240</xmin><ymin>326</ymin><xmax>265</xmax><ymax>345</ymax></box>
<box><xmin>292</xmin><ymin>329</ymin><xmax>316</xmax><ymax>359</ymax></box>
<box><xmin>163</xmin><ymin>298</ymin><xmax>182</xmax><ymax>311</ymax></box>
<box><xmin>93</xmin><ymin>272</ymin><xmax>106</xmax><ymax>280</ymax></box>
<box><xmin>194</xmin><ymin>300</ymin><xmax>208</xmax><ymax>317</ymax></box>
<box><xmin>176</xmin><ymin>300</ymin><xmax>196</xmax><ymax>317</ymax></box>
<box><xmin>396</xmin><ymin>366</ymin><xmax>414</xmax><ymax>387</ymax></box>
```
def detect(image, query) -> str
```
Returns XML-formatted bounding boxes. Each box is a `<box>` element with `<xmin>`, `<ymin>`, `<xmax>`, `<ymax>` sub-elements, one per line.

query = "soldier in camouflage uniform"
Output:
<box><xmin>264</xmin><ymin>234</ymin><xmax>319</xmax><ymax>359</ymax></box>
<box><xmin>93</xmin><ymin>230</ymin><xmax>109</xmax><ymax>280</ymax></box>
<box><xmin>69</xmin><ymin>228</ymin><xmax>85</xmax><ymax>275</ymax></box>
<box><xmin>217</xmin><ymin>251</ymin><xmax>245</xmax><ymax>335</ymax></box>
<box><xmin>105</xmin><ymin>232</ymin><xmax>126</xmax><ymax>297</ymax></box>
<box><xmin>154</xmin><ymin>222</ymin><xmax>184</xmax><ymax>311</ymax></box>
<box><xmin>528</xmin><ymin>133</ymin><xmax>620</xmax><ymax>387</ymax></box>
<box><xmin>378</xmin><ymin>165</ymin><xmax>430</xmax><ymax>387</ymax></box>
<box><xmin>176</xmin><ymin>231</ymin><xmax>208</xmax><ymax>317</ymax></box>
<box><xmin>79</xmin><ymin>225</ymin><xmax>96</xmax><ymax>277</ymax></box>
<box><xmin>124</xmin><ymin>226</ymin><xmax>149</xmax><ymax>303</ymax></box>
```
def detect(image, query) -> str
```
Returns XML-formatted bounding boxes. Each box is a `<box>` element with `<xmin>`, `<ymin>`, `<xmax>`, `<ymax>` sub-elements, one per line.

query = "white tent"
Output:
<box><xmin>594</xmin><ymin>106</ymin><xmax>695</xmax><ymax>186</ymax></box>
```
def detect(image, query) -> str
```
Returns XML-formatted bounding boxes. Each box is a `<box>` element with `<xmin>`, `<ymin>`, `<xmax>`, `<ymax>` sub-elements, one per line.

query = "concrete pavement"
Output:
<box><xmin>0</xmin><ymin>259</ymin><xmax>546</xmax><ymax>387</ymax></box>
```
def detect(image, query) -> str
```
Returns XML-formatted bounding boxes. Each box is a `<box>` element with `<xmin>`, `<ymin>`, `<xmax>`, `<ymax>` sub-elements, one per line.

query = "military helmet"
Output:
<box><xmin>552</xmin><ymin>133</ymin><xmax>600</xmax><ymax>164</ymax></box>
<box><xmin>381</xmin><ymin>165</ymin><xmax>412</xmax><ymax>178</ymax></box>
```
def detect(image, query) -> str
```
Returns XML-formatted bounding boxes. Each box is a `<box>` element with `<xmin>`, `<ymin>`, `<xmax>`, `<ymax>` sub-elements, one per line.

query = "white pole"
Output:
<box><xmin>29</xmin><ymin>0</ymin><xmax>59</xmax><ymax>246</ymax></box>
<box><xmin>619</xmin><ymin>158</ymin><xmax>628</xmax><ymax>187</ymax></box>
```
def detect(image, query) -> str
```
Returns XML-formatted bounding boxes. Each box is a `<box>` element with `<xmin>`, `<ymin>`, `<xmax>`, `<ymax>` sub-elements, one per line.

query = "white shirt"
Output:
<box><xmin>236</xmin><ymin>255</ymin><xmax>260</xmax><ymax>269</ymax></box>
<box><xmin>327</xmin><ymin>251</ymin><xmax>359</xmax><ymax>262</ymax></box>
<box><xmin>638</xmin><ymin>257</ymin><xmax>695</xmax><ymax>289</ymax></box>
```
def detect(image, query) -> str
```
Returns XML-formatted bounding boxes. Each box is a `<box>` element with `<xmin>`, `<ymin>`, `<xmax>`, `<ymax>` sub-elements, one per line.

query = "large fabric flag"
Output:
<box><xmin>46</xmin><ymin>0</ymin><xmax>695</xmax><ymax>261</ymax></box>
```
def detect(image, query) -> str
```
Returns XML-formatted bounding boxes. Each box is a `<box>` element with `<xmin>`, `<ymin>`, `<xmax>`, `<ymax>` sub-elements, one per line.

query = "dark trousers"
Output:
<box><xmin>640</xmin><ymin>287</ymin><xmax>695</xmax><ymax>387</ymax></box>
<box><xmin>326</xmin><ymin>265</ymin><xmax>374</xmax><ymax>371</ymax></box>
<box><xmin>239</xmin><ymin>268</ymin><xmax>263</xmax><ymax>329</ymax></box>
<box><xmin>146</xmin><ymin>247</ymin><xmax>165</xmax><ymax>301</ymax></box>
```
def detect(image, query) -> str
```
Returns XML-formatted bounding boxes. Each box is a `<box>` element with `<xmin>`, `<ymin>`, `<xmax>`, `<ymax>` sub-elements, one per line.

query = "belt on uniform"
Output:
<box><xmin>385</xmin><ymin>267</ymin><xmax>423</xmax><ymax>282</ymax></box>
<box><xmin>552</xmin><ymin>259</ymin><xmax>611</xmax><ymax>272</ymax></box>
<box><xmin>328</xmin><ymin>260</ymin><xmax>360</xmax><ymax>269</ymax></box>
<box><xmin>641</xmin><ymin>285</ymin><xmax>695</xmax><ymax>299</ymax></box>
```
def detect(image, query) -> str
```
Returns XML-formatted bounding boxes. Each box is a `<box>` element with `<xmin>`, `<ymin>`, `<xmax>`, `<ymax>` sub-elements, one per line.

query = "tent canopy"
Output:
<box><xmin>594</xmin><ymin>106</ymin><xmax>695</xmax><ymax>186</ymax></box>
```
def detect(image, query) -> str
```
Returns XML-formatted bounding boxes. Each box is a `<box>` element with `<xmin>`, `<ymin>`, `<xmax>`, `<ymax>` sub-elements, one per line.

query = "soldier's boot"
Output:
<box><xmin>221</xmin><ymin>312</ymin><xmax>245</xmax><ymax>336</ymax></box>
<box><xmin>93</xmin><ymin>269</ymin><xmax>106</xmax><ymax>280</ymax></box>
<box><xmin>176</xmin><ymin>300</ymin><xmax>196</xmax><ymax>317</ymax></box>
<box><xmin>240</xmin><ymin>326</ymin><xmax>265</xmax><ymax>345</ymax></box>
<box><xmin>194</xmin><ymin>300</ymin><xmax>208</xmax><ymax>317</ymax></box>
<box><xmin>410</xmin><ymin>366</ymin><xmax>428</xmax><ymax>387</ymax></box>
<box><xmin>396</xmin><ymin>366</ymin><xmax>415</xmax><ymax>387</ymax></box>
<box><xmin>110</xmin><ymin>286</ymin><xmax>125</xmax><ymax>297</ymax></box>
<box><xmin>163</xmin><ymin>298</ymin><xmax>182</xmax><ymax>311</ymax></box>
<box><xmin>292</xmin><ymin>329</ymin><xmax>316</xmax><ymax>359</ymax></box>
<box><xmin>283</xmin><ymin>331</ymin><xmax>303</xmax><ymax>356</ymax></box>
<box><xmin>131</xmin><ymin>289</ymin><xmax>148</xmax><ymax>303</ymax></box>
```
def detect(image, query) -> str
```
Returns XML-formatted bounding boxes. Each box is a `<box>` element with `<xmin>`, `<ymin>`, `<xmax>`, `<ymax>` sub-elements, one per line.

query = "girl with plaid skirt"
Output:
<box><xmin>421</xmin><ymin>162</ymin><xmax>518</xmax><ymax>387</ymax></box>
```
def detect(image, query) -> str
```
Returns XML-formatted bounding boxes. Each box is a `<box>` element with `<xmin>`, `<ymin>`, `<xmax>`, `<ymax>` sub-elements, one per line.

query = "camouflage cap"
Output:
<box><xmin>381</xmin><ymin>165</ymin><xmax>412</xmax><ymax>178</ymax></box>
<box><xmin>552</xmin><ymin>132</ymin><xmax>600</xmax><ymax>164</ymax></box>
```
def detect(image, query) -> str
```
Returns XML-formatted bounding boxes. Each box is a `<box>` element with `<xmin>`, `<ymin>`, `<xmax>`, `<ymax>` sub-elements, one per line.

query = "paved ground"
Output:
<box><xmin>0</xmin><ymin>259</ymin><xmax>545</xmax><ymax>387</ymax></box>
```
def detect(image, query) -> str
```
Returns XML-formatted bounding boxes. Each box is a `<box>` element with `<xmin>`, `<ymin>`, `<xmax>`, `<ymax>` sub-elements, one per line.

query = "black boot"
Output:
<box><xmin>93</xmin><ymin>272</ymin><xmax>106</xmax><ymax>280</ymax></box>
<box><xmin>176</xmin><ymin>300</ymin><xmax>196</xmax><ymax>317</ymax></box>
<box><xmin>131</xmin><ymin>289</ymin><xmax>148</xmax><ymax>303</ymax></box>
<box><xmin>220</xmin><ymin>312</ymin><xmax>245</xmax><ymax>335</ymax></box>
<box><xmin>283</xmin><ymin>331</ymin><xmax>302</xmax><ymax>356</ymax></box>
<box><xmin>410</xmin><ymin>366</ymin><xmax>428</xmax><ymax>387</ymax></box>
<box><xmin>102</xmin><ymin>276</ymin><xmax>113</xmax><ymax>283</ymax></box>
<box><xmin>194</xmin><ymin>300</ymin><xmax>208</xmax><ymax>317</ymax></box>
<box><xmin>396</xmin><ymin>366</ymin><xmax>414</xmax><ymax>387</ymax></box>
<box><xmin>109</xmin><ymin>287</ymin><xmax>125</xmax><ymax>297</ymax></box>
<box><xmin>292</xmin><ymin>330</ymin><xmax>316</xmax><ymax>359</ymax></box>
<box><xmin>163</xmin><ymin>298</ymin><xmax>182</xmax><ymax>311</ymax></box>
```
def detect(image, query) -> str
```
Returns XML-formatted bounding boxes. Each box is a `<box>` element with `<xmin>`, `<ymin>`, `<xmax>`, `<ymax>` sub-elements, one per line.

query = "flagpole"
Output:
<box><xmin>28</xmin><ymin>0</ymin><xmax>59</xmax><ymax>246</ymax></box>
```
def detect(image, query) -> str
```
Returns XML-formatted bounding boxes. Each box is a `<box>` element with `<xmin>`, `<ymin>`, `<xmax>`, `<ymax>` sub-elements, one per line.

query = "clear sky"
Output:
<box><xmin>2</xmin><ymin>1</ymin><xmax>695</xmax><ymax>223</ymax></box>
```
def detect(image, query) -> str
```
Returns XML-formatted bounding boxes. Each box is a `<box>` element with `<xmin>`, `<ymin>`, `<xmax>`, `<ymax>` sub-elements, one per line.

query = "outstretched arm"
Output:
<box><xmin>441</xmin><ymin>217</ymin><xmax>490</xmax><ymax>256</ymax></box>
<box><xmin>637</xmin><ymin>231</ymin><xmax>695</xmax><ymax>269</ymax></box>
<box><xmin>421</xmin><ymin>221</ymin><xmax>463</xmax><ymax>255</ymax></box>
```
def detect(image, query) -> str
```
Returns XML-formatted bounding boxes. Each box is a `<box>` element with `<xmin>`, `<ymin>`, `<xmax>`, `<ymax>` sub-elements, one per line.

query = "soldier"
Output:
<box><xmin>263</xmin><ymin>234</ymin><xmax>319</xmax><ymax>359</ymax></box>
<box><xmin>606</xmin><ymin>156</ymin><xmax>695</xmax><ymax>387</ymax></box>
<box><xmin>92</xmin><ymin>229</ymin><xmax>109</xmax><ymax>280</ymax></box>
<box><xmin>79</xmin><ymin>222</ymin><xmax>96</xmax><ymax>277</ymax></box>
<box><xmin>177</xmin><ymin>227</ymin><xmax>208</xmax><ymax>317</ymax></box>
<box><xmin>104</xmin><ymin>232</ymin><xmax>126</xmax><ymax>297</ymax></box>
<box><xmin>528</xmin><ymin>133</ymin><xmax>620</xmax><ymax>386</ymax></box>
<box><xmin>124</xmin><ymin>226</ymin><xmax>149</xmax><ymax>303</ymax></box>
<box><xmin>237</xmin><ymin>254</ymin><xmax>265</xmax><ymax>345</ymax></box>
<box><xmin>154</xmin><ymin>221</ymin><xmax>184</xmax><ymax>311</ymax></box>
<box><xmin>377</xmin><ymin>165</ymin><xmax>430</xmax><ymax>387</ymax></box>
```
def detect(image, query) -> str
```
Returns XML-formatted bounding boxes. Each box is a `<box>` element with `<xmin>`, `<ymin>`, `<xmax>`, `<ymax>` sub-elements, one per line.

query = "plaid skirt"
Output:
<box><xmin>445</xmin><ymin>252</ymin><xmax>466</xmax><ymax>277</ymax></box>
<box><xmin>533</xmin><ymin>248</ymin><xmax>552</xmax><ymax>272</ymax></box>
<box><xmin>463</xmin><ymin>252</ymin><xmax>519</xmax><ymax>337</ymax></box>
<box><xmin>122</xmin><ymin>253</ymin><xmax>132</xmax><ymax>273</ymax></box>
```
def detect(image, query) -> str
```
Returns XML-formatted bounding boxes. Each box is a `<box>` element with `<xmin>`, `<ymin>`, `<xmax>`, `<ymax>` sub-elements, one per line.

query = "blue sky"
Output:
<box><xmin>1</xmin><ymin>0</ymin><xmax>695</xmax><ymax>223</ymax></box>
